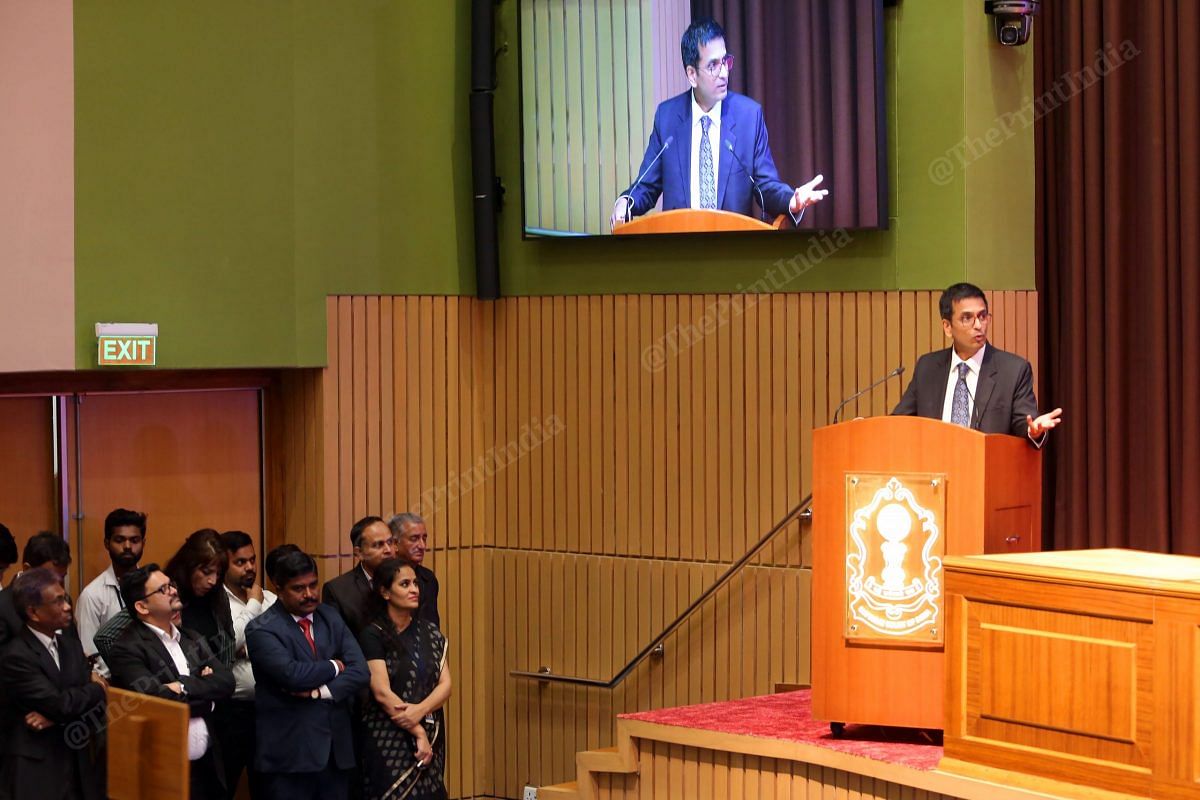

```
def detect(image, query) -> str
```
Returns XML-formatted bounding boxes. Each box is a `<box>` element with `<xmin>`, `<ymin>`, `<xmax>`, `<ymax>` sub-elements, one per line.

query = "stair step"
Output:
<box><xmin>538</xmin><ymin>780</ymin><xmax>579</xmax><ymax>798</ymax></box>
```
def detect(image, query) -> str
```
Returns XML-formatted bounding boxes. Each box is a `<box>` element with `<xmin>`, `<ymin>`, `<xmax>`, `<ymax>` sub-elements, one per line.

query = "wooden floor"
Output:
<box><xmin>542</xmin><ymin>716</ymin><xmax>1148</xmax><ymax>800</ymax></box>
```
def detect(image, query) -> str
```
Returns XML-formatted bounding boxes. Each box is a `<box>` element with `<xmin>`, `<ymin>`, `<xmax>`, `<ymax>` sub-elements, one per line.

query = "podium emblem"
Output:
<box><xmin>844</xmin><ymin>474</ymin><xmax>946</xmax><ymax>644</ymax></box>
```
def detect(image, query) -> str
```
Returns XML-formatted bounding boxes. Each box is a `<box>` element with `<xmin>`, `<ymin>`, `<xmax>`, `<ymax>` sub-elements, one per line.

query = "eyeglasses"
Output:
<box><xmin>954</xmin><ymin>310</ymin><xmax>990</xmax><ymax>327</ymax></box>
<box><xmin>698</xmin><ymin>54</ymin><xmax>734</xmax><ymax>77</ymax></box>
<box><xmin>138</xmin><ymin>581</ymin><xmax>177</xmax><ymax>601</ymax></box>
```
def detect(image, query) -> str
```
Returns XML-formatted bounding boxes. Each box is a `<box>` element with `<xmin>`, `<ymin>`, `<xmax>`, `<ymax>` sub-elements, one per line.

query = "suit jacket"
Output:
<box><xmin>623</xmin><ymin>90</ymin><xmax>794</xmax><ymax>220</ymax></box>
<box><xmin>246</xmin><ymin>602</ymin><xmax>369</xmax><ymax>773</ymax></box>
<box><xmin>107</xmin><ymin>619</ymin><xmax>234</xmax><ymax>715</ymax></box>
<box><xmin>0</xmin><ymin>626</ymin><xmax>106</xmax><ymax>800</ymax></box>
<box><xmin>321</xmin><ymin>567</ymin><xmax>372</xmax><ymax>635</ymax></box>
<box><xmin>414</xmin><ymin>563</ymin><xmax>440</xmax><ymax>629</ymax></box>
<box><xmin>892</xmin><ymin>345</ymin><xmax>1040</xmax><ymax>439</ymax></box>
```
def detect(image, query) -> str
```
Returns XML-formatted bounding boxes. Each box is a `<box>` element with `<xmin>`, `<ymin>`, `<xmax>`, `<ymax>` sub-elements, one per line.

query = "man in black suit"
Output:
<box><xmin>108</xmin><ymin>564</ymin><xmax>234</xmax><ymax>800</ymax></box>
<box><xmin>389</xmin><ymin>512</ymin><xmax>440</xmax><ymax>627</ymax></box>
<box><xmin>0</xmin><ymin>568</ymin><xmax>106</xmax><ymax>800</ymax></box>
<box><xmin>893</xmin><ymin>283</ymin><xmax>1063</xmax><ymax>442</ymax></box>
<box><xmin>247</xmin><ymin>549</ymin><xmax>369</xmax><ymax>800</ymax></box>
<box><xmin>321</xmin><ymin>516</ymin><xmax>397</xmax><ymax>635</ymax></box>
<box><xmin>0</xmin><ymin>532</ymin><xmax>72</xmax><ymax>647</ymax></box>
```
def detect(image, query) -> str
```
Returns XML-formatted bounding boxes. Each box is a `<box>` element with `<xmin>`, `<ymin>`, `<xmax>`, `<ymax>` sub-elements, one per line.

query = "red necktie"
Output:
<box><xmin>297</xmin><ymin>617</ymin><xmax>317</xmax><ymax>656</ymax></box>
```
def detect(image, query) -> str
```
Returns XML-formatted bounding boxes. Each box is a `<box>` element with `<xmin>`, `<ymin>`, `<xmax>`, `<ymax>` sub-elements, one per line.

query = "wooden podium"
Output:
<box><xmin>811</xmin><ymin>416</ymin><xmax>1041</xmax><ymax>731</ymax></box>
<box><xmin>612</xmin><ymin>208</ymin><xmax>787</xmax><ymax>234</ymax></box>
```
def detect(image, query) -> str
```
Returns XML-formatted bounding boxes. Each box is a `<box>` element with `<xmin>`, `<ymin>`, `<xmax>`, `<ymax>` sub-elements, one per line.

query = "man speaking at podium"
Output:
<box><xmin>610</xmin><ymin>18</ymin><xmax>828</xmax><ymax>231</ymax></box>
<box><xmin>893</xmin><ymin>283</ymin><xmax>1062</xmax><ymax>444</ymax></box>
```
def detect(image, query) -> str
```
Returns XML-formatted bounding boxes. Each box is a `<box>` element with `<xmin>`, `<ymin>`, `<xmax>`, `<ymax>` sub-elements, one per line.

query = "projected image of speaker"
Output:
<box><xmin>517</xmin><ymin>1</ymin><xmax>888</xmax><ymax>237</ymax></box>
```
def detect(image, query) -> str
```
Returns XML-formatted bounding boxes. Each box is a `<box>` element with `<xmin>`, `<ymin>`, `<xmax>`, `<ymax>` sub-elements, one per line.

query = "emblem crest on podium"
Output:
<box><xmin>844</xmin><ymin>474</ymin><xmax>946</xmax><ymax>644</ymax></box>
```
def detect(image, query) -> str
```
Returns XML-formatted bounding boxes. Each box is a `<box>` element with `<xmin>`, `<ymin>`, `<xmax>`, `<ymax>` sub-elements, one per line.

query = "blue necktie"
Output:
<box><xmin>951</xmin><ymin>363</ymin><xmax>971</xmax><ymax>427</ymax></box>
<box><xmin>699</xmin><ymin>116</ymin><xmax>716</xmax><ymax>209</ymax></box>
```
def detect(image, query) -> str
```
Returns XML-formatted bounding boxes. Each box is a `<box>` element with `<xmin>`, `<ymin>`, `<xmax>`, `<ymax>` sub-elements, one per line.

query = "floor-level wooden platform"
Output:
<box><xmin>539</xmin><ymin>692</ymin><xmax>1143</xmax><ymax>800</ymax></box>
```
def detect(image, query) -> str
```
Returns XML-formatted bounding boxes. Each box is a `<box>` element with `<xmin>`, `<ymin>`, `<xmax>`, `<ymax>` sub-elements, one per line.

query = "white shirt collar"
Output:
<box><xmin>142</xmin><ymin>620</ymin><xmax>180</xmax><ymax>643</ymax></box>
<box><xmin>28</xmin><ymin>626</ymin><xmax>60</xmax><ymax>650</ymax></box>
<box><xmin>102</xmin><ymin>565</ymin><xmax>120</xmax><ymax>587</ymax></box>
<box><xmin>950</xmin><ymin>343</ymin><xmax>987</xmax><ymax>375</ymax></box>
<box><xmin>290</xmin><ymin>612</ymin><xmax>315</xmax><ymax>624</ymax></box>
<box><xmin>691</xmin><ymin>92</ymin><xmax>722</xmax><ymax>128</ymax></box>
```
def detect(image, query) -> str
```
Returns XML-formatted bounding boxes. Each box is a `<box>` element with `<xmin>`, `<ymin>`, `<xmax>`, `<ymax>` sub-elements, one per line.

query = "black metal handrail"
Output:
<box><xmin>510</xmin><ymin>493</ymin><xmax>814</xmax><ymax>688</ymax></box>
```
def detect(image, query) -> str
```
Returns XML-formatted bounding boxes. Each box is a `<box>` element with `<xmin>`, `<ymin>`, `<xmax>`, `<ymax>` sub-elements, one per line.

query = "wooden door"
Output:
<box><xmin>0</xmin><ymin>396</ymin><xmax>59</xmax><ymax>576</ymax></box>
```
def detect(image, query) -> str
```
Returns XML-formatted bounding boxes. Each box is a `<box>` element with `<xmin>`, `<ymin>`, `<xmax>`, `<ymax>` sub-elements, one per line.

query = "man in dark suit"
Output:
<box><xmin>108</xmin><ymin>563</ymin><xmax>234</xmax><ymax>800</ymax></box>
<box><xmin>0</xmin><ymin>532</ymin><xmax>72</xmax><ymax>647</ymax></box>
<box><xmin>893</xmin><ymin>283</ymin><xmax>1063</xmax><ymax>442</ymax></box>
<box><xmin>0</xmin><ymin>568</ymin><xmax>106</xmax><ymax>800</ymax></box>
<box><xmin>610</xmin><ymin>18</ymin><xmax>827</xmax><ymax>230</ymax></box>
<box><xmin>321</xmin><ymin>516</ymin><xmax>397</xmax><ymax>636</ymax></box>
<box><xmin>389</xmin><ymin>512</ymin><xmax>440</xmax><ymax>628</ymax></box>
<box><xmin>248</xmin><ymin>549</ymin><xmax>369</xmax><ymax>800</ymax></box>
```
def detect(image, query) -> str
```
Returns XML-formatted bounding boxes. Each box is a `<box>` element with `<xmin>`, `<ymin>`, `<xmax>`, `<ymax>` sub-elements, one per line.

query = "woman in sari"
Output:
<box><xmin>360</xmin><ymin>558</ymin><xmax>452</xmax><ymax>800</ymax></box>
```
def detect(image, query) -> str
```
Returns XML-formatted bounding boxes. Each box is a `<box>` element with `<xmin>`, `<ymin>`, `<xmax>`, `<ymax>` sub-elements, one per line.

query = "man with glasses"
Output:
<box><xmin>322</xmin><ymin>516</ymin><xmax>398</xmax><ymax>637</ymax></box>
<box><xmin>611</xmin><ymin>17</ymin><xmax>828</xmax><ymax>231</ymax></box>
<box><xmin>76</xmin><ymin>508</ymin><xmax>146</xmax><ymax>661</ymax></box>
<box><xmin>893</xmin><ymin>282</ymin><xmax>1063</xmax><ymax>443</ymax></box>
<box><xmin>108</xmin><ymin>563</ymin><xmax>234</xmax><ymax>800</ymax></box>
<box><xmin>0</xmin><ymin>567</ymin><xmax>107</xmax><ymax>800</ymax></box>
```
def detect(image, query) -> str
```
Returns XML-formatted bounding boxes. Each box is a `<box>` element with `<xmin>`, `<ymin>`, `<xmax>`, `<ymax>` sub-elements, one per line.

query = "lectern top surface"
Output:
<box><xmin>947</xmin><ymin>548</ymin><xmax>1200</xmax><ymax>584</ymax></box>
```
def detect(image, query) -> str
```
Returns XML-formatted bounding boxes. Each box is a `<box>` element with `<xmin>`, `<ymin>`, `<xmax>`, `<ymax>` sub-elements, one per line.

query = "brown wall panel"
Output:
<box><xmin>299</xmin><ymin>290</ymin><xmax>1038</xmax><ymax>799</ymax></box>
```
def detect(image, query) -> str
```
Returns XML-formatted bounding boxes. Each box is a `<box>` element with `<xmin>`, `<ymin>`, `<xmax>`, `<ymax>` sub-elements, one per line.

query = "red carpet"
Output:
<box><xmin>619</xmin><ymin>690</ymin><xmax>942</xmax><ymax>771</ymax></box>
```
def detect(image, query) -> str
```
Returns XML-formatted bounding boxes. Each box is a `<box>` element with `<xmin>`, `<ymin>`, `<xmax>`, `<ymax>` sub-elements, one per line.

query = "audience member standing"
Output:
<box><xmin>0</xmin><ymin>532</ymin><xmax>72</xmax><ymax>646</ymax></box>
<box><xmin>108</xmin><ymin>564</ymin><xmax>234</xmax><ymax>800</ymax></box>
<box><xmin>76</xmin><ymin>508</ymin><xmax>146</xmax><ymax>659</ymax></box>
<box><xmin>388</xmin><ymin>513</ymin><xmax>440</xmax><ymax>628</ymax></box>
<box><xmin>167</xmin><ymin>529</ymin><xmax>236</xmax><ymax>666</ymax></box>
<box><xmin>322</xmin><ymin>517</ymin><xmax>398</xmax><ymax>635</ymax></box>
<box><xmin>220</xmin><ymin>530</ymin><xmax>276</xmax><ymax>799</ymax></box>
<box><xmin>247</xmin><ymin>549</ymin><xmax>369</xmax><ymax>800</ymax></box>
<box><xmin>0</xmin><ymin>568</ymin><xmax>107</xmax><ymax>800</ymax></box>
<box><xmin>360</xmin><ymin>559</ymin><xmax>451</xmax><ymax>800</ymax></box>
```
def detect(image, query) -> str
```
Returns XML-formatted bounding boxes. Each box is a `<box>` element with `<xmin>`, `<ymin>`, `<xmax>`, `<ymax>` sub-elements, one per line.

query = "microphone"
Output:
<box><xmin>831</xmin><ymin>365</ymin><xmax>905</xmax><ymax>424</ymax></box>
<box><xmin>724</xmin><ymin>139</ymin><xmax>766</xmax><ymax>222</ymax></box>
<box><xmin>617</xmin><ymin>135</ymin><xmax>674</xmax><ymax>223</ymax></box>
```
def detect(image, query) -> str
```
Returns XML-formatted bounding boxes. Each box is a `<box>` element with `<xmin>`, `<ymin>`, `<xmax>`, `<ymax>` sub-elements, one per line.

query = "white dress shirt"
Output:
<box><xmin>225</xmin><ymin>585</ymin><xmax>276</xmax><ymax>700</ymax></box>
<box><xmin>28</xmin><ymin>626</ymin><xmax>61</xmax><ymax>669</ymax></box>
<box><xmin>689</xmin><ymin>93</ymin><xmax>722</xmax><ymax>210</ymax></box>
<box><xmin>941</xmin><ymin>344</ymin><xmax>986</xmax><ymax>424</ymax></box>
<box><xmin>142</xmin><ymin>621</ymin><xmax>210</xmax><ymax>760</ymax></box>
<box><xmin>76</xmin><ymin>565</ymin><xmax>125</xmax><ymax>656</ymax></box>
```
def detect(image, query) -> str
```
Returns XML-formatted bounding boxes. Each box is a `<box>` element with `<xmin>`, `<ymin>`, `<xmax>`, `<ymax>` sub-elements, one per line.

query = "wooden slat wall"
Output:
<box><xmin>597</xmin><ymin>740</ymin><xmax>961</xmax><ymax>800</ymax></box>
<box><xmin>283</xmin><ymin>290</ymin><xmax>1036</xmax><ymax>799</ymax></box>
<box><xmin>521</xmin><ymin>0</ymin><xmax>655</xmax><ymax>235</ymax></box>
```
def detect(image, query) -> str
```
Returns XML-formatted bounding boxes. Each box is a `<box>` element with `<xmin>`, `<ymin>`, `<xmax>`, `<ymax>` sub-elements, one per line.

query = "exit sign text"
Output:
<box><xmin>98</xmin><ymin>336</ymin><xmax>156</xmax><ymax>366</ymax></box>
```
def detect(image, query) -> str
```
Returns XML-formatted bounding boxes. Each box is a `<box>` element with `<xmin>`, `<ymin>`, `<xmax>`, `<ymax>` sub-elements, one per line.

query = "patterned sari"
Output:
<box><xmin>360</xmin><ymin>616</ymin><xmax>448</xmax><ymax>800</ymax></box>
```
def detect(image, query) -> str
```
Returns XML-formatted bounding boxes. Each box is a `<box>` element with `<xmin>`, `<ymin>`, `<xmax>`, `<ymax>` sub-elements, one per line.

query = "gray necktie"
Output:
<box><xmin>951</xmin><ymin>362</ymin><xmax>971</xmax><ymax>426</ymax></box>
<box><xmin>699</xmin><ymin>116</ymin><xmax>716</xmax><ymax>209</ymax></box>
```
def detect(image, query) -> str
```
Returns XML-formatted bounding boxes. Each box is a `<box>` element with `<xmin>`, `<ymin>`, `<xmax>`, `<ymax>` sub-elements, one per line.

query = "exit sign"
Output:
<box><xmin>98</xmin><ymin>336</ymin><xmax>156</xmax><ymax>365</ymax></box>
<box><xmin>95</xmin><ymin>323</ymin><xmax>158</xmax><ymax>366</ymax></box>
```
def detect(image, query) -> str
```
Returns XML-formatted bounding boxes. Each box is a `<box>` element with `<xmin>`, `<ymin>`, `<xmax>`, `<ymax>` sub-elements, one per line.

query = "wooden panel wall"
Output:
<box><xmin>285</xmin><ymin>290</ymin><xmax>1037</xmax><ymax>799</ymax></box>
<box><xmin>597</xmin><ymin>740</ymin><xmax>960</xmax><ymax>800</ymax></box>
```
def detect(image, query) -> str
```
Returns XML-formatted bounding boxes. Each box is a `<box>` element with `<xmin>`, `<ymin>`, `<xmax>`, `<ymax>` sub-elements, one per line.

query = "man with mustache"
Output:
<box><xmin>0</xmin><ymin>567</ymin><xmax>107</xmax><ymax>800</ymax></box>
<box><xmin>76</xmin><ymin>508</ymin><xmax>146</xmax><ymax>661</ymax></box>
<box><xmin>108</xmin><ymin>563</ymin><xmax>235</xmax><ymax>800</ymax></box>
<box><xmin>610</xmin><ymin>18</ymin><xmax>828</xmax><ymax>231</ymax></box>
<box><xmin>247</xmin><ymin>548</ymin><xmax>368</xmax><ymax>800</ymax></box>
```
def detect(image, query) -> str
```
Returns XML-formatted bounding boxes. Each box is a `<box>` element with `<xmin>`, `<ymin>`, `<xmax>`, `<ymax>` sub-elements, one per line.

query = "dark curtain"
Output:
<box><xmin>690</xmin><ymin>0</ymin><xmax>886</xmax><ymax>229</ymax></box>
<box><xmin>1036</xmin><ymin>2</ymin><xmax>1200</xmax><ymax>552</ymax></box>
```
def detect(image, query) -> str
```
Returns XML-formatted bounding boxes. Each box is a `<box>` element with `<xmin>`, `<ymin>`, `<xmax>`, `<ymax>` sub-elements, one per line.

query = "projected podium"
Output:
<box><xmin>612</xmin><ymin>208</ymin><xmax>787</xmax><ymax>234</ymax></box>
<box><xmin>810</xmin><ymin>416</ymin><xmax>1041</xmax><ymax>731</ymax></box>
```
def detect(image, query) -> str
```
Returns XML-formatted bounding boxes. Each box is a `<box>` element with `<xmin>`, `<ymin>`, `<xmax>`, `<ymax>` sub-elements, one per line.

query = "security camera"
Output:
<box><xmin>984</xmin><ymin>0</ymin><xmax>1040</xmax><ymax>47</ymax></box>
